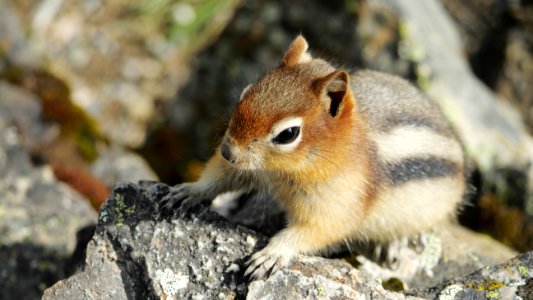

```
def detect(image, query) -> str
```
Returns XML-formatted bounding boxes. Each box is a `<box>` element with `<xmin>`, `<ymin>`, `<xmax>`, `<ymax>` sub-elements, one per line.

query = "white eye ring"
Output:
<box><xmin>270</xmin><ymin>117</ymin><xmax>303</xmax><ymax>152</ymax></box>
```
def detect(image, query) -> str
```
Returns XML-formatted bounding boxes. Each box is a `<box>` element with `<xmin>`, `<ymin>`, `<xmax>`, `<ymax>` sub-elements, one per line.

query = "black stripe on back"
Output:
<box><xmin>384</xmin><ymin>157</ymin><xmax>458</xmax><ymax>185</ymax></box>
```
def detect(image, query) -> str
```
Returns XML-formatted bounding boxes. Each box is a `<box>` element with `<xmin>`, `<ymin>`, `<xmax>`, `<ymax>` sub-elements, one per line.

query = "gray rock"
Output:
<box><xmin>355</xmin><ymin>224</ymin><xmax>517</xmax><ymax>290</ymax></box>
<box><xmin>44</xmin><ymin>182</ymin><xmax>266</xmax><ymax>299</ymax></box>
<box><xmin>0</xmin><ymin>81</ymin><xmax>59</xmax><ymax>150</ymax></box>
<box><xmin>43</xmin><ymin>181</ymin><xmax>529</xmax><ymax>299</ymax></box>
<box><xmin>0</xmin><ymin>0</ymin><xmax>40</xmax><ymax>69</ymax></box>
<box><xmin>91</xmin><ymin>145</ymin><xmax>159</xmax><ymax>188</ymax></box>
<box><xmin>247</xmin><ymin>257</ymin><xmax>417</xmax><ymax>300</ymax></box>
<box><xmin>0</xmin><ymin>81</ymin><xmax>96</xmax><ymax>253</ymax></box>
<box><xmin>406</xmin><ymin>251</ymin><xmax>533</xmax><ymax>299</ymax></box>
<box><xmin>0</xmin><ymin>81</ymin><xmax>97</xmax><ymax>298</ymax></box>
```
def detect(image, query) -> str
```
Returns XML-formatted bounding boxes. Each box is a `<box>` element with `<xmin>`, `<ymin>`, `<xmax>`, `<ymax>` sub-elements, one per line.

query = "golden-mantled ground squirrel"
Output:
<box><xmin>161</xmin><ymin>35</ymin><xmax>466</xmax><ymax>280</ymax></box>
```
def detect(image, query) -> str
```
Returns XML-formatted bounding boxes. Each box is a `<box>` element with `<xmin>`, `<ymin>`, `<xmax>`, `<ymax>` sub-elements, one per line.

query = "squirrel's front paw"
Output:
<box><xmin>244</xmin><ymin>244</ymin><xmax>294</xmax><ymax>280</ymax></box>
<box><xmin>158</xmin><ymin>183</ymin><xmax>203</xmax><ymax>217</ymax></box>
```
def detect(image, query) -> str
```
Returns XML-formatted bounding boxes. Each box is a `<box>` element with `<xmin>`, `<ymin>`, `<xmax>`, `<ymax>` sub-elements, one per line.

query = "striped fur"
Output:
<box><xmin>176</xmin><ymin>36</ymin><xmax>466</xmax><ymax>279</ymax></box>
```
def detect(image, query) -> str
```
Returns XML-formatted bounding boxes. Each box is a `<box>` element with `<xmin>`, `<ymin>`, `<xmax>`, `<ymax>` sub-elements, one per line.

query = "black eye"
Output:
<box><xmin>273</xmin><ymin>126</ymin><xmax>300</xmax><ymax>144</ymax></box>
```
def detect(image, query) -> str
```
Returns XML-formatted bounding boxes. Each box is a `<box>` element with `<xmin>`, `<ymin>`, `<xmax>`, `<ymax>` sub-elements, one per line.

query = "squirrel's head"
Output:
<box><xmin>220</xmin><ymin>35</ymin><xmax>357</xmax><ymax>172</ymax></box>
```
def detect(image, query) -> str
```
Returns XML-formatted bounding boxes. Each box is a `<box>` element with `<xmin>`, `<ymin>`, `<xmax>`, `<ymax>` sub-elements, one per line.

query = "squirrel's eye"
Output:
<box><xmin>273</xmin><ymin>126</ymin><xmax>300</xmax><ymax>144</ymax></box>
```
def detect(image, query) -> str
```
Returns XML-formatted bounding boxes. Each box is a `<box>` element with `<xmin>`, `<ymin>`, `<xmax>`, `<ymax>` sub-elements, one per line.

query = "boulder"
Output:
<box><xmin>0</xmin><ymin>82</ymin><xmax>97</xmax><ymax>298</ymax></box>
<box><xmin>43</xmin><ymin>182</ymin><xmax>530</xmax><ymax>299</ymax></box>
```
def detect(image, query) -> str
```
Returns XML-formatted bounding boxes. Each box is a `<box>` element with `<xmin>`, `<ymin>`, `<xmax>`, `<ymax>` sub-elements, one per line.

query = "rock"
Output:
<box><xmin>355</xmin><ymin>224</ymin><xmax>516</xmax><ymax>289</ymax></box>
<box><xmin>91</xmin><ymin>145</ymin><xmax>159</xmax><ymax>188</ymax></box>
<box><xmin>43</xmin><ymin>181</ymin><xmax>527</xmax><ymax>299</ymax></box>
<box><xmin>0</xmin><ymin>81</ymin><xmax>59</xmax><ymax>149</ymax></box>
<box><xmin>44</xmin><ymin>182</ymin><xmax>266</xmax><ymax>299</ymax></box>
<box><xmin>247</xmin><ymin>257</ymin><xmax>414</xmax><ymax>299</ymax></box>
<box><xmin>0</xmin><ymin>0</ymin><xmax>40</xmax><ymax>69</ymax></box>
<box><xmin>0</xmin><ymin>81</ymin><xmax>97</xmax><ymax>298</ymax></box>
<box><xmin>440</xmin><ymin>0</ymin><xmax>533</xmax><ymax>138</ymax></box>
<box><xmin>0</xmin><ymin>243</ymin><xmax>68</xmax><ymax>299</ymax></box>
<box><xmin>406</xmin><ymin>251</ymin><xmax>533</xmax><ymax>299</ymax></box>
<box><xmin>0</xmin><ymin>82</ymin><xmax>96</xmax><ymax>253</ymax></box>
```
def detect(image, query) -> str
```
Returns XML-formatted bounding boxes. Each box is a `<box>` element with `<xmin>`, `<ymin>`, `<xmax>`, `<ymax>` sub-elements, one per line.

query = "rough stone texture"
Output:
<box><xmin>0</xmin><ymin>81</ymin><xmax>97</xmax><ymax>298</ymax></box>
<box><xmin>44</xmin><ymin>182</ymin><xmax>267</xmax><ymax>299</ymax></box>
<box><xmin>354</xmin><ymin>224</ymin><xmax>517</xmax><ymax>290</ymax></box>
<box><xmin>247</xmin><ymin>257</ymin><xmax>418</xmax><ymax>300</ymax></box>
<box><xmin>406</xmin><ymin>251</ymin><xmax>533</xmax><ymax>299</ymax></box>
<box><xmin>44</xmin><ymin>182</ymin><xmax>528</xmax><ymax>299</ymax></box>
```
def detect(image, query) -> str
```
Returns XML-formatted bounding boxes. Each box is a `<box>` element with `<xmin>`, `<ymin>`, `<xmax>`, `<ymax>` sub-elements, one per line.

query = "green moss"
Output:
<box><xmin>114</xmin><ymin>193</ymin><xmax>136</xmax><ymax>225</ymax></box>
<box><xmin>397</xmin><ymin>20</ymin><xmax>432</xmax><ymax>91</ymax></box>
<box><xmin>415</xmin><ymin>64</ymin><xmax>431</xmax><ymax>92</ymax></box>
<box><xmin>518</xmin><ymin>264</ymin><xmax>529</xmax><ymax>277</ymax></box>
<box><xmin>467</xmin><ymin>280</ymin><xmax>504</xmax><ymax>292</ymax></box>
<box><xmin>316</xmin><ymin>285</ymin><xmax>326</xmax><ymax>296</ymax></box>
<box><xmin>344</xmin><ymin>0</ymin><xmax>359</xmax><ymax>12</ymax></box>
<box><xmin>485</xmin><ymin>290</ymin><xmax>500</xmax><ymax>299</ymax></box>
<box><xmin>485</xmin><ymin>280</ymin><xmax>505</xmax><ymax>291</ymax></box>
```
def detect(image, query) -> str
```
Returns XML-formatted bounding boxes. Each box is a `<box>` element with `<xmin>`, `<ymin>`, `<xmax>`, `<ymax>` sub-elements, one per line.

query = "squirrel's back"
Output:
<box><xmin>351</xmin><ymin>70</ymin><xmax>465</xmax><ymax>240</ymax></box>
<box><xmin>353</xmin><ymin>70</ymin><xmax>455</xmax><ymax>137</ymax></box>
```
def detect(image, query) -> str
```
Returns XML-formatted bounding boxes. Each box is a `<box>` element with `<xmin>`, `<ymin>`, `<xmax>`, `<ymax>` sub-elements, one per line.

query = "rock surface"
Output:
<box><xmin>0</xmin><ymin>0</ymin><xmax>241</xmax><ymax>147</ymax></box>
<box><xmin>247</xmin><ymin>257</ymin><xmax>414</xmax><ymax>300</ymax></box>
<box><xmin>440</xmin><ymin>0</ymin><xmax>533</xmax><ymax>137</ymax></box>
<box><xmin>44</xmin><ymin>182</ymin><xmax>529</xmax><ymax>299</ymax></box>
<box><xmin>44</xmin><ymin>182</ymin><xmax>265</xmax><ymax>299</ymax></box>
<box><xmin>406</xmin><ymin>251</ymin><xmax>533</xmax><ymax>299</ymax></box>
<box><xmin>0</xmin><ymin>82</ymin><xmax>97</xmax><ymax>298</ymax></box>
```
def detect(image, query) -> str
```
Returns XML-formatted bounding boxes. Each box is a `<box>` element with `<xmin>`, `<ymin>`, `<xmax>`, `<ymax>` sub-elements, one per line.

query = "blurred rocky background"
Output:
<box><xmin>0</xmin><ymin>0</ymin><xmax>532</xmax><ymax>298</ymax></box>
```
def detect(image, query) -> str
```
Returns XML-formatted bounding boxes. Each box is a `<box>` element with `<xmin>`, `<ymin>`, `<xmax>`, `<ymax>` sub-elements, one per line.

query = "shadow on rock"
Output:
<box><xmin>0</xmin><ymin>243</ymin><xmax>68</xmax><ymax>300</ymax></box>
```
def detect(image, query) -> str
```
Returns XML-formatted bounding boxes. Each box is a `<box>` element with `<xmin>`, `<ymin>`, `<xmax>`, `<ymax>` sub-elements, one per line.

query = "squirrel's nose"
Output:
<box><xmin>220</xmin><ymin>142</ymin><xmax>235</xmax><ymax>163</ymax></box>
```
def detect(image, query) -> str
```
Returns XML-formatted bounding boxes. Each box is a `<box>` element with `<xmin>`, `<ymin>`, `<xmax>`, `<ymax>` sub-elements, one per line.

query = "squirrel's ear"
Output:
<box><xmin>313</xmin><ymin>70</ymin><xmax>353</xmax><ymax>117</ymax></box>
<box><xmin>239</xmin><ymin>84</ymin><xmax>252</xmax><ymax>101</ymax></box>
<box><xmin>280</xmin><ymin>35</ymin><xmax>312</xmax><ymax>67</ymax></box>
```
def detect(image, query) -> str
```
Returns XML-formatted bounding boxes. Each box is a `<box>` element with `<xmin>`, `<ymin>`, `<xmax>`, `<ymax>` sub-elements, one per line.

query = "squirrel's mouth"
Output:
<box><xmin>231</xmin><ymin>155</ymin><xmax>264</xmax><ymax>171</ymax></box>
<box><xmin>221</xmin><ymin>137</ymin><xmax>265</xmax><ymax>170</ymax></box>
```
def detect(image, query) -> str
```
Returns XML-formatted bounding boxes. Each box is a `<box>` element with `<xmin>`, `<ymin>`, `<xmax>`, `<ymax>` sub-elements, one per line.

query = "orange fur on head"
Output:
<box><xmin>226</xmin><ymin>36</ymin><xmax>361</xmax><ymax>174</ymax></box>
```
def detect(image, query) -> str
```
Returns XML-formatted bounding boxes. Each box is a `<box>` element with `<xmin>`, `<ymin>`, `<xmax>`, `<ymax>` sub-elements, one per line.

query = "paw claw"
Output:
<box><xmin>157</xmin><ymin>184</ymin><xmax>201</xmax><ymax>217</ymax></box>
<box><xmin>245</xmin><ymin>246</ymin><xmax>293</xmax><ymax>281</ymax></box>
